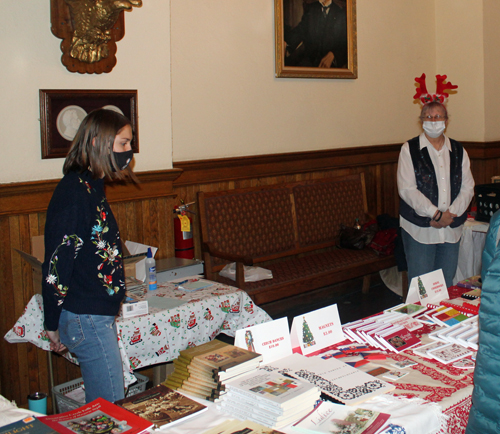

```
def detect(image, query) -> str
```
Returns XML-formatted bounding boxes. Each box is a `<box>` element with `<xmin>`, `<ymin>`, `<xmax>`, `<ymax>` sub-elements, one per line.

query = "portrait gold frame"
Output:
<box><xmin>39</xmin><ymin>89</ymin><xmax>139</xmax><ymax>159</ymax></box>
<box><xmin>275</xmin><ymin>0</ymin><xmax>357</xmax><ymax>79</ymax></box>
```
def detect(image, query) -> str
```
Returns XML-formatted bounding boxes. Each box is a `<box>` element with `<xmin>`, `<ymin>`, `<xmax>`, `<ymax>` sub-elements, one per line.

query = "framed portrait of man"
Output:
<box><xmin>275</xmin><ymin>0</ymin><xmax>357</xmax><ymax>79</ymax></box>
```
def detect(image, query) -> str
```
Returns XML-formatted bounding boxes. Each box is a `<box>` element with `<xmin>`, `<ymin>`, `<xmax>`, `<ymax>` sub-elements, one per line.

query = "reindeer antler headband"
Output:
<box><xmin>413</xmin><ymin>73</ymin><xmax>458</xmax><ymax>105</ymax></box>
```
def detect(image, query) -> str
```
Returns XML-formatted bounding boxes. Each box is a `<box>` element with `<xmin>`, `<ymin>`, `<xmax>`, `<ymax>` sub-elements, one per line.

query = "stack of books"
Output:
<box><xmin>218</xmin><ymin>369</ymin><xmax>321</xmax><ymax>430</ymax></box>
<box><xmin>164</xmin><ymin>339</ymin><xmax>263</xmax><ymax>401</ymax></box>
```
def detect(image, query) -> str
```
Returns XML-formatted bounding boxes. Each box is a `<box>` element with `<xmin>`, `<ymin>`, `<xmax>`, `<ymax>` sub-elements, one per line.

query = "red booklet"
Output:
<box><xmin>377</xmin><ymin>326</ymin><xmax>421</xmax><ymax>353</ymax></box>
<box><xmin>39</xmin><ymin>397</ymin><xmax>153</xmax><ymax>434</ymax></box>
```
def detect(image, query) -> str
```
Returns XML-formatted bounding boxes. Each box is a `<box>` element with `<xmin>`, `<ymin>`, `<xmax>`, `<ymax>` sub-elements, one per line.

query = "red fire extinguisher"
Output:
<box><xmin>173</xmin><ymin>201</ymin><xmax>195</xmax><ymax>259</ymax></box>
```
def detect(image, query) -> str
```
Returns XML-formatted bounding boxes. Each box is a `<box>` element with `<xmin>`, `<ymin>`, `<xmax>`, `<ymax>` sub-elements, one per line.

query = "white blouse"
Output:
<box><xmin>397</xmin><ymin>133</ymin><xmax>475</xmax><ymax>244</ymax></box>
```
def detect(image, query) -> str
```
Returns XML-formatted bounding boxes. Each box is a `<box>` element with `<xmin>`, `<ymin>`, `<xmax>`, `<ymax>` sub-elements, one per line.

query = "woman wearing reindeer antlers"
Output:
<box><xmin>397</xmin><ymin>74</ymin><xmax>474</xmax><ymax>290</ymax></box>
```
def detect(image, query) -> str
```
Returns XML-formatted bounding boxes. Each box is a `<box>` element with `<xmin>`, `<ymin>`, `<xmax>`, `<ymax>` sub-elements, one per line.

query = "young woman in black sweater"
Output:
<box><xmin>42</xmin><ymin>108</ymin><xmax>136</xmax><ymax>403</ymax></box>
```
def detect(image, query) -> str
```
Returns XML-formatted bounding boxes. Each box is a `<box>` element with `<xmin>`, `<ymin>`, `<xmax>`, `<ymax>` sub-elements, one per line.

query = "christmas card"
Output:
<box><xmin>426</xmin><ymin>343</ymin><xmax>473</xmax><ymax>364</ymax></box>
<box><xmin>290</xmin><ymin>304</ymin><xmax>345</xmax><ymax>356</ymax></box>
<box><xmin>412</xmin><ymin>341</ymin><xmax>448</xmax><ymax>359</ymax></box>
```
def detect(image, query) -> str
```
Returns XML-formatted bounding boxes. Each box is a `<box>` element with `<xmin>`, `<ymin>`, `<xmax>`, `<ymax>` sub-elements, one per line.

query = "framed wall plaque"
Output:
<box><xmin>39</xmin><ymin>89</ymin><xmax>139</xmax><ymax>159</ymax></box>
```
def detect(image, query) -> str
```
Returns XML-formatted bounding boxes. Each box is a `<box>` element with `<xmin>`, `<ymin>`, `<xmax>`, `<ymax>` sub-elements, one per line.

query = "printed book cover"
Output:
<box><xmin>39</xmin><ymin>398</ymin><xmax>153</xmax><ymax>434</ymax></box>
<box><xmin>432</xmin><ymin>308</ymin><xmax>470</xmax><ymax>327</ymax></box>
<box><xmin>292</xmin><ymin>400</ymin><xmax>390</xmax><ymax>434</ymax></box>
<box><xmin>190</xmin><ymin>343</ymin><xmax>263</xmax><ymax>376</ymax></box>
<box><xmin>388</xmin><ymin>303</ymin><xmax>427</xmax><ymax>317</ymax></box>
<box><xmin>0</xmin><ymin>417</ymin><xmax>57</xmax><ymax>434</ymax></box>
<box><xmin>224</xmin><ymin>369</ymin><xmax>320</xmax><ymax>411</ymax></box>
<box><xmin>115</xmin><ymin>384</ymin><xmax>207</xmax><ymax>429</ymax></box>
<box><xmin>261</xmin><ymin>353</ymin><xmax>394</xmax><ymax>406</ymax></box>
<box><xmin>456</xmin><ymin>275</ymin><xmax>482</xmax><ymax>290</ymax></box>
<box><xmin>178</xmin><ymin>339</ymin><xmax>230</xmax><ymax>364</ymax></box>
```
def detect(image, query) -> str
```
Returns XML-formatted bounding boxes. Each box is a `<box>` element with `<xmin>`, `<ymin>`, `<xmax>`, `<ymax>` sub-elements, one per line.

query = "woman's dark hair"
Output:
<box><xmin>63</xmin><ymin>109</ymin><xmax>135</xmax><ymax>181</ymax></box>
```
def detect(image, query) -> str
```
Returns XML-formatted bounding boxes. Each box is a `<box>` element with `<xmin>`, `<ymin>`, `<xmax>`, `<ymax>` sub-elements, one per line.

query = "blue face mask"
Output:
<box><xmin>111</xmin><ymin>150</ymin><xmax>133</xmax><ymax>171</ymax></box>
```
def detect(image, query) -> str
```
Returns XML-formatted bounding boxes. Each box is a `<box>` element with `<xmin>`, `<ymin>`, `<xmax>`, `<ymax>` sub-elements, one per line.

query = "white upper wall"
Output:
<box><xmin>435</xmin><ymin>0</ymin><xmax>485</xmax><ymax>141</ymax></box>
<box><xmin>1</xmin><ymin>1</ymin><xmax>499</xmax><ymax>183</ymax></box>
<box><xmin>0</xmin><ymin>1</ymin><xmax>171</xmax><ymax>183</ymax></box>
<box><xmin>171</xmin><ymin>0</ymin><xmax>437</xmax><ymax>161</ymax></box>
<box><xmin>483</xmin><ymin>0</ymin><xmax>500</xmax><ymax>141</ymax></box>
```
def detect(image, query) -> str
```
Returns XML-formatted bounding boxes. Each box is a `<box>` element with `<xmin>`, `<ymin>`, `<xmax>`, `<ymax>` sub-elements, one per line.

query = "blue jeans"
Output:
<box><xmin>58</xmin><ymin>310</ymin><xmax>125</xmax><ymax>403</ymax></box>
<box><xmin>401</xmin><ymin>229</ymin><xmax>460</xmax><ymax>289</ymax></box>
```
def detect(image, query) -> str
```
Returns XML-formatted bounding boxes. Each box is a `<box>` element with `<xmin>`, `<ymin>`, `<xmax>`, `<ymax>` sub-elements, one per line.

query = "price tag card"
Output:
<box><xmin>290</xmin><ymin>304</ymin><xmax>345</xmax><ymax>356</ymax></box>
<box><xmin>234</xmin><ymin>317</ymin><xmax>292</xmax><ymax>364</ymax></box>
<box><xmin>406</xmin><ymin>269</ymin><xmax>449</xmax><ymax>306</ymax></box>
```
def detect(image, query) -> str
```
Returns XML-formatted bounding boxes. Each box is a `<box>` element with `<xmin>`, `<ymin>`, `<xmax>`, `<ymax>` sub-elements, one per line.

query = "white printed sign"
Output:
<box><xmin>290</xmin><ymin>304</ymin><xmax>345</xmax><ymax>356</ymax></box>
<box><xmin>406</xmin><ymin>269</ymin><xmax>449</xmax><ymax>306</ymax></box>
<box><xmin>234</xmin><ymin>317</ymin><xmax>292</xmax><ymax>364</ymax></box>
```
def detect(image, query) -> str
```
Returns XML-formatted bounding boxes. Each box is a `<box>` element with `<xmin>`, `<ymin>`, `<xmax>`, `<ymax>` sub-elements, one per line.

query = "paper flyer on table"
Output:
<box><xmin>290</xmin><ymin>304</ymin><xmax>345</xmax><ymax>356</ymax></box>
<box><xmin>234</xmin><ymin>317</ymin><xmax>292</xmax><ymax>364</ymax></box>
<box><xmin>406</xmin><ymin>269</ymin><xmax>448</xmax><ymax>306</ymax></box>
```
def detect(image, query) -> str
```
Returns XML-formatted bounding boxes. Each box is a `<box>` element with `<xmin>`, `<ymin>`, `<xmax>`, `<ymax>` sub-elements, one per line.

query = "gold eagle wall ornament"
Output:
<box><xmin>51</xmin><ymin>0</ymin><xmax>142</xmax><ymax>74</ymax></box>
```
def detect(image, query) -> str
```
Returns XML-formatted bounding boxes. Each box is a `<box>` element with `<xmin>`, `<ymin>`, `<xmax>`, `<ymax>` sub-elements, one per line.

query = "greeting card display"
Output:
<box><xmin>290</xmin><ymin>304</ymin><xmax>345</xmax><ymax>356</ymax></box>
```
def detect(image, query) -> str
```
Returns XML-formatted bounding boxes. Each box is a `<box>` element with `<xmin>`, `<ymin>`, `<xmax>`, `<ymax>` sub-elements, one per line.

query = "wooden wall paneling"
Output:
<box><xmin>1</xmin><ymin>215</ymin><xmax>19</xmax><ymax>406</ymax></box>
<box><xmin>129</xmin><ymin>201</ymin><xmax>142</xmax><ymax>244</ymax></box>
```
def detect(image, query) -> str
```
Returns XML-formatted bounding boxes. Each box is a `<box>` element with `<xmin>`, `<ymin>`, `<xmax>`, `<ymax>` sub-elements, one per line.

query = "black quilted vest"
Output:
<box><xmin>399</xmin><ymin>136</ymin><xmax>467</xmax><ymax>228</ymax></box>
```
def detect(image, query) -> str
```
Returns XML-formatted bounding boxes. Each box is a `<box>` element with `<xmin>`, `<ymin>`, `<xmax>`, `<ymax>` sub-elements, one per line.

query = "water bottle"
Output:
<box><xmin>145</xmin><ymin>247</ymin><xmax>157</xmax><ymax>290</ymax></box>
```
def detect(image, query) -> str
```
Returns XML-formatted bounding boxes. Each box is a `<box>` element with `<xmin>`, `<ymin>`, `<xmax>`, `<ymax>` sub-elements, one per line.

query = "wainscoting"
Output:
<box><xmin>1</xmin><ymin>141</ymin><xmax>498</xmax><ymax>410</ymax></box>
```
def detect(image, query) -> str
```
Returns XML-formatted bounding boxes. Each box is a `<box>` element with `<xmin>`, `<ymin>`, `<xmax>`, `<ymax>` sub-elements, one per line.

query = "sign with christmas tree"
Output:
<box><xmin>290</xmin><ymin>304</ymin><xmax>345</xmax><ymax>356</ymax></box>
<box><xmin>406</xmin><ymin>269</ymin><xmax>448</xmax><ymax>306</ymax></box>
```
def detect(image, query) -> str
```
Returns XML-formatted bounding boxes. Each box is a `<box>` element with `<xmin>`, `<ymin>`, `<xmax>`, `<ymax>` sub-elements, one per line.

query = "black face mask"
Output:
<box><xmin>111</xmin><ymin>150</ymin><xmax>134</xmax><ymax>171</ymax></box>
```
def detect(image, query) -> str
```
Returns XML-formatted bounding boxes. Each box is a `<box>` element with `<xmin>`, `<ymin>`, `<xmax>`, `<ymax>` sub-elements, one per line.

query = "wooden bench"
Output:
<box><xmin>197</xmin><ymin>173</ymin><xmax>396</xmax><ymax>305</ymax></box>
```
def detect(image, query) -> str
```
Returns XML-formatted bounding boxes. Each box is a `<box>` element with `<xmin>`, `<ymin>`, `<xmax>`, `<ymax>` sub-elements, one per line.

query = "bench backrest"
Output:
<box><xmin>198</xmin><ymin>173</ymin><xmax>368</xmax><ymax>269</ymax></box>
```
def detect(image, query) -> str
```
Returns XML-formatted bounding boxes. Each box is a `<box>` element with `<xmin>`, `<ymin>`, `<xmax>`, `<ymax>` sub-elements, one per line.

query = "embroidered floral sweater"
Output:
<box><xmin>42</xmin><ymin>170</ymin><xmax>125</xmax><ymax>331</ymax></box>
